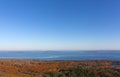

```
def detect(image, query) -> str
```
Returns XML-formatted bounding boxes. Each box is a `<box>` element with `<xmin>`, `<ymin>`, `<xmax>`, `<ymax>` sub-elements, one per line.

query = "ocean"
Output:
<box><xmin>0</xmin><ymin>50</ymin><xmax>120</xmax><ymax>61</ymax></box>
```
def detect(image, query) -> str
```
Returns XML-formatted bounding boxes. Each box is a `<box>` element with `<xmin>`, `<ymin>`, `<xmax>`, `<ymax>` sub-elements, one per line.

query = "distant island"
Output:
<box><xmin>0</xmin><ymin>59</ymin><xmax>119</xmax><ymax>77</ymax></box>
<box><xmin>0</xmin><ymin>0</ymin><xmax>120</xmax><ymax>76</ymax></box>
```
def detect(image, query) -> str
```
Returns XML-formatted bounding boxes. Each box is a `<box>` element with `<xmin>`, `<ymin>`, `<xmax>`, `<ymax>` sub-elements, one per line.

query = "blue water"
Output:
<box><xmin>0</xmin><ymin>50</ymin><xmax>120</xmax><ymax>61</ymax></box>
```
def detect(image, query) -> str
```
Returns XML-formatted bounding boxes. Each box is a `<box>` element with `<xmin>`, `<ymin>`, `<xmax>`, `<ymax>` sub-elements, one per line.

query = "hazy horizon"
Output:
<box><xmin>0</xmin><ymin>0</ymin><xmax>120</xmax><ymax>50</ymax></box>
<box><xmin>0</xmin><ymin>50</ymin><xmax>120</xmax><ymax>52</ymax></box>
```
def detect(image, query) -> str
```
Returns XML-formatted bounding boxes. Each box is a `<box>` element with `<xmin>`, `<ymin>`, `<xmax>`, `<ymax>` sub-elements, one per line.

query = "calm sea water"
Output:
<box><xmin>0</xmin><ymin>50</ymin><xmax>120</xmax><ymax>61</ymax></box>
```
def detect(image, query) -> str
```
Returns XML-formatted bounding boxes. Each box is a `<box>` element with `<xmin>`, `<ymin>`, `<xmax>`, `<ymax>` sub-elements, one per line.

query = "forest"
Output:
<box><xmin>0</xmin><ymin>59</ymin><xmax>119</xmax><ymax>77</ymax></box>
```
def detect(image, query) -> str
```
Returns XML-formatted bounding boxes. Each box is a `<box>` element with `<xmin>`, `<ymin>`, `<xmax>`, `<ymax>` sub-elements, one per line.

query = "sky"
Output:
<box><xmin>0</xmin><ymin>0</ymin><xmax>120</xmax><ymax>50</ymax></box>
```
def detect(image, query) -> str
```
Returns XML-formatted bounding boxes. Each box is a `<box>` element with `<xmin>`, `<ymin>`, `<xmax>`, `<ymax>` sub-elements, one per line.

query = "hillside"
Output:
<box><xmin>0</xmin><ymin>59</ymin><xmax>119</xmax><ymax>77</ymax></box>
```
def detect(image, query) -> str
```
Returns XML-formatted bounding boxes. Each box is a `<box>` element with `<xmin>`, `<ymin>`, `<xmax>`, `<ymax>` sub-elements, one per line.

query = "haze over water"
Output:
<box><xmin>0</xmin><ymin>50</ymin><xmax>120</xmax><ymax>61</ymax></box>
<box><xmin>0</xmin><ymin>0</ymin><xmax>120</xmax><ymax>61</ymax></box>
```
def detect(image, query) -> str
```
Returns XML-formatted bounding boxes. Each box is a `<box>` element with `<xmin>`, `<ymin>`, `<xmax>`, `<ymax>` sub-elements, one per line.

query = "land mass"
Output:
<box><xmin>0</xmin><ymin>59</ymin><xmax>119</xmax><ymax>77</ymax></box>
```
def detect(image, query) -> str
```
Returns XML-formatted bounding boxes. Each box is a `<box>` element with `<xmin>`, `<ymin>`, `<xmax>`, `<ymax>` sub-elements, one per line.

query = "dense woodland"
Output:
<box><xmin>0</xmin><ymin>59</ymin><xmax>119</xmax><ymax>77</ymax></box>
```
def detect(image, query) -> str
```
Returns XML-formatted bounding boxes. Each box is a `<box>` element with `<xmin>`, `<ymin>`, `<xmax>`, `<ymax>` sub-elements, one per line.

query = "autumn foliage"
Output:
<box><xmin>0</xmin><ymin>59</ymin><xmax>119</xmax><ymax>77</ymax></box>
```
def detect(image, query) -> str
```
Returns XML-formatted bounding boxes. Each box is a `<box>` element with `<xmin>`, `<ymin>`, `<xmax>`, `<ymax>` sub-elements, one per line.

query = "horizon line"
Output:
<box><xmin>0</xmin><ymin>49</ymin><xmax>120</xmax><ymax>52</ymax></box>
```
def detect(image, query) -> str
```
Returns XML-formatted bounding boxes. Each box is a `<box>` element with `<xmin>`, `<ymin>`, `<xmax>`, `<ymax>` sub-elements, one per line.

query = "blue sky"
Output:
<box><xmin>0</xmin><ymin>0</ymin><xmax>120</xmax><ymax>50</ymax></box>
